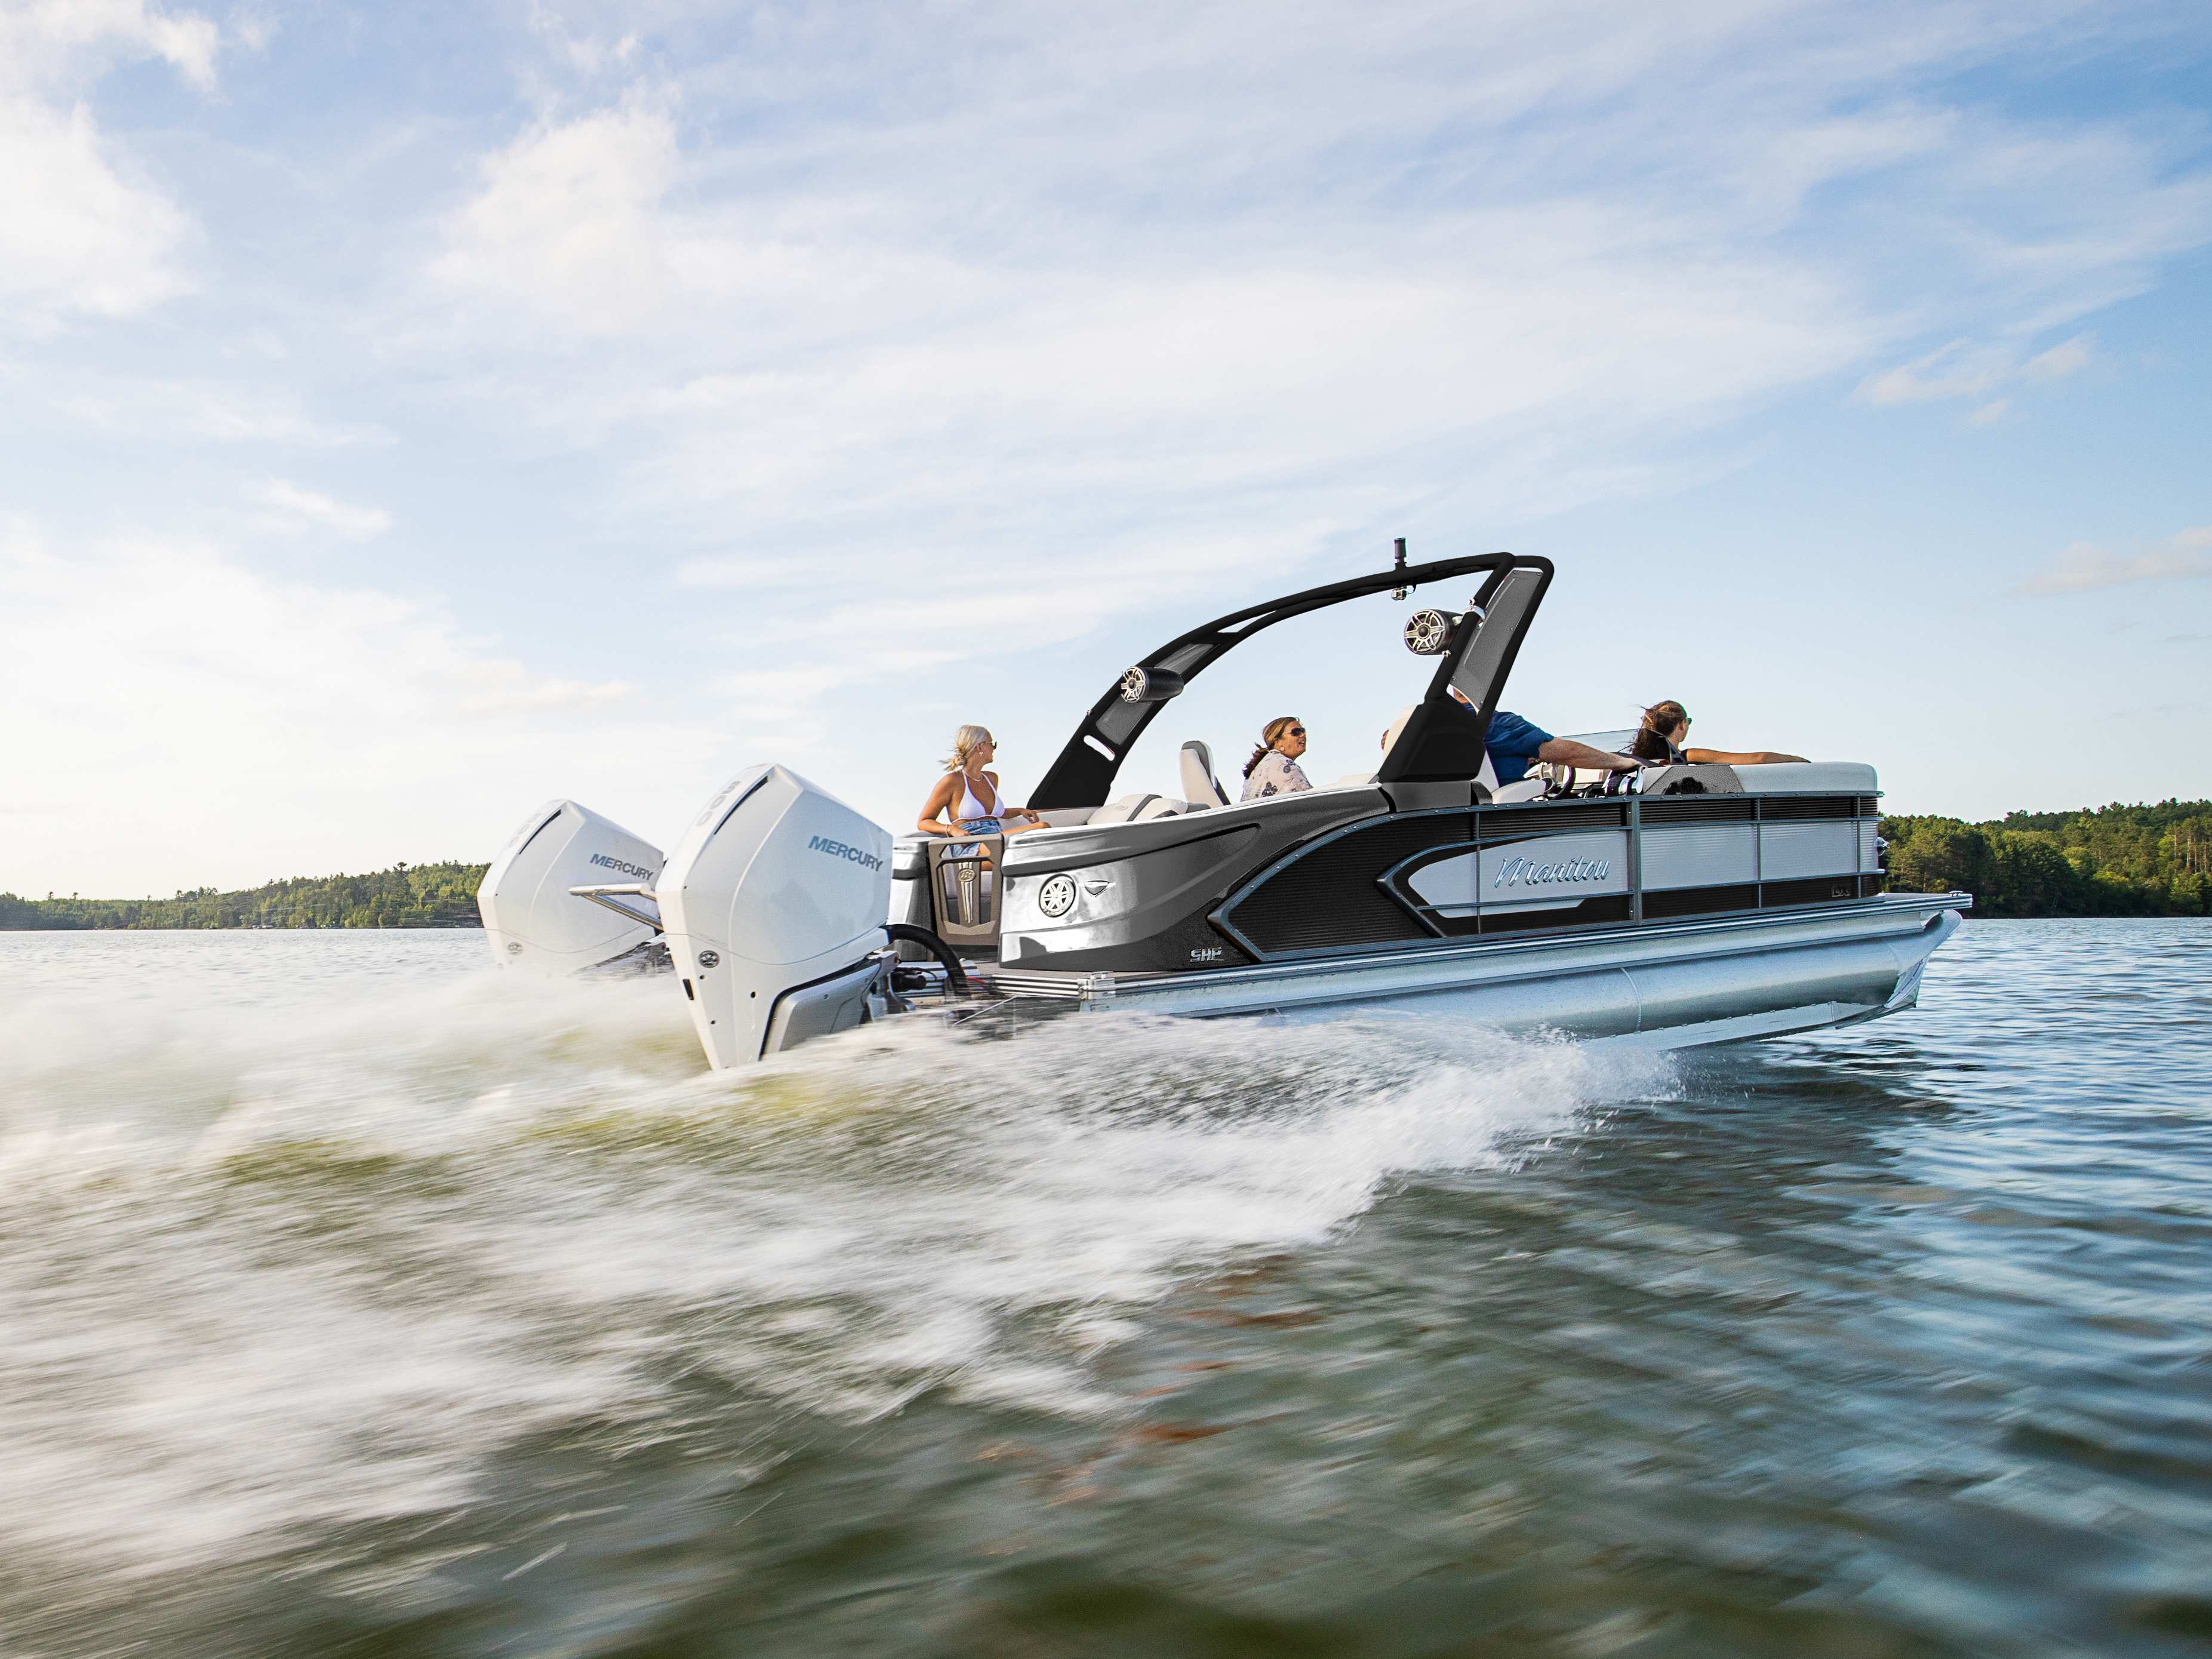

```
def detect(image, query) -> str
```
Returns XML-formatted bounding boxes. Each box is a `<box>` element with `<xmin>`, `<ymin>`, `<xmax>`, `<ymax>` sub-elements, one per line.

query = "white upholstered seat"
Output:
<box><xmin>1179</xmin><ymin>741</ymin><xmax>1230</xmax><ymax>808</ymax></box>
<box><xmin>1089</xmin><ymin>793</ymin><xmax>1189</xmax><ymax>825</ymax></box>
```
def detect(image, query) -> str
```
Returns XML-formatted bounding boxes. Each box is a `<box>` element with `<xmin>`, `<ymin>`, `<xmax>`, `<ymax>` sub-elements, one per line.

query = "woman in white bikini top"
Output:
<box><xmin>916</xmin><ymin>725</ymin><xmax>1047</xmax><ymax>848</ymax></box>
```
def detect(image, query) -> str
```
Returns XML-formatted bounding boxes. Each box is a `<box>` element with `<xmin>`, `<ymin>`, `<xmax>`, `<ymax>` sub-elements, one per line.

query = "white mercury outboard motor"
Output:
<box><xmin>659</xmin><ymin>765</ymin><xmax>895</xmax><ymax>1070</ymax></box>
<box><xmin>478</xmin><ymin>800</ymin><xmax>666</xmax><ymax>975</ymax></box>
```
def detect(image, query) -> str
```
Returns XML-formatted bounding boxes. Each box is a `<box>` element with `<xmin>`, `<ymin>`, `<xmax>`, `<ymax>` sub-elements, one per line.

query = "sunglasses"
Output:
<box><xmin>1287</xmin><ymin>727</ymin><xmax>1306</xmax><ymax>737</ymax></box>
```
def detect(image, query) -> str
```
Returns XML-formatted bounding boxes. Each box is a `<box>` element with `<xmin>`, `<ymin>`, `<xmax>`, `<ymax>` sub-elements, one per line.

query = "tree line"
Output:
<box><xmin>4</xmin><ymin>800</ymin><xmax>2210</xmax><ymax>928</ymax></box>
<box><xmin>0</xmin><ymin>861</ymin><xmax>490</xmax><ymax>930</ymax></box>
<box><xmin>1883</xmin><ymin>799</ymin><xmax>2212</xmax><ymax>917</ymax></box>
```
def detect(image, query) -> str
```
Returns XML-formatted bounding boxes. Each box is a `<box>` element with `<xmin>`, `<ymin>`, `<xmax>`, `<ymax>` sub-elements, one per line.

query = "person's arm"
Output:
<box><xmin>1537</xmin><ymin>736</ymin><xmax>1643</xmax><ymax>774</ymax></box>
<box><xmin>916</xmin><ymin>775</ymin><xmax>963</xmax><ymax>835</ymax></box>
<box><xmin>1684</xmin><ymin>747</ymin><xmax>1807</xmax><ymax>765</ymax></box>
<box><xmin>986</xmin><ymin>771</ymin><xmax>1048</xmax><ymax>832</ymax></box>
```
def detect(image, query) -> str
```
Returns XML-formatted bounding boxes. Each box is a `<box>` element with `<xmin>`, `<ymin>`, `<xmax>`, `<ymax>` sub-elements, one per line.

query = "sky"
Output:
<box><xmin>4</xmin><ymin>0</ymin><xmax>2210</xmax><ymax>898</ymax></box>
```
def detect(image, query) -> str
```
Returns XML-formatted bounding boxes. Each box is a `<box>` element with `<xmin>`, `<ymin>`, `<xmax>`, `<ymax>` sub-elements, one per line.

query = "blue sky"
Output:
<box><xmin>4</xmin><ymin>0</ymin><xmax>2209</xmax><ymax>895</ymax></box>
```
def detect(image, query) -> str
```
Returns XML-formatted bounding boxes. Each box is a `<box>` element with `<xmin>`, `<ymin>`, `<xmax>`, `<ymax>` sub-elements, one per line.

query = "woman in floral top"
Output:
<box><xmin>1239</xmin><ymin>715</ymin><xmax>1313</xmax><ymax>802</ymax></box>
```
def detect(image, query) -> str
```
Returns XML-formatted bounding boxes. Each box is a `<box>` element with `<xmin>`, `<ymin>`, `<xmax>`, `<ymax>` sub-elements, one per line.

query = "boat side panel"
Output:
<box><xmin>998</xmin><ymin>827</ymin><xmax>1264</xmax><ymax>969</ymax></box>
<box><xmin>1642</xmin><ymin>823</ymin><xmax>1758</xmax><ymax>891</ymax></box>
<box><xmin>995</xmin><ymin>790</ymin><xmax>1391</xmax><ymax>973</ymax></box>
<box><xmin>1759</xmin><ymin>821</ymin><xmax>1858</xmax><ymax>881</ymax></box>
<box><xmin>998</xmin><ymin>783</ymin><xmax>1899</xmax><ymax>986</ymax></box>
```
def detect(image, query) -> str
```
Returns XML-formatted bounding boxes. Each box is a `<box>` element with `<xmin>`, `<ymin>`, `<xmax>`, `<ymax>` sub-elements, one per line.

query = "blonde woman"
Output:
<box><xmin>1239</xmin><ymin>715</ymin><xmax>1312</xmax><ymax>802</ymax></box>
<box><xmin>917</xmin><ymin>725</ymin><xmax>1047</xmax><ymax>841</ymax></box>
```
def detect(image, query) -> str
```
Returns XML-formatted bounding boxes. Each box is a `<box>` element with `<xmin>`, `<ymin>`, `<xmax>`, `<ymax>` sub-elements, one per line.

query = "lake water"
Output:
<box><xmin>1</xmin><ymin>921</ymin><xmax>2208</xmax><ymax>1657</ymax></box>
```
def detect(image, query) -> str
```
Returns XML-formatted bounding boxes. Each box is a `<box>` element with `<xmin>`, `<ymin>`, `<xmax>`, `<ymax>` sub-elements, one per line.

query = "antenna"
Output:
<box><xmin>1390</xmin><ymin>537</ymin><xmax>1409</xmax><ymax>600</ymax></box>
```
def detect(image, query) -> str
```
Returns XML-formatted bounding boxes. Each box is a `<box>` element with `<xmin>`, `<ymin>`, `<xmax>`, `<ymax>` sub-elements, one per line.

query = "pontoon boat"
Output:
<box><xmin>479</xmin><ymin>550</ymin><xmax>1969</xmax><ymax>1070</ymax></box>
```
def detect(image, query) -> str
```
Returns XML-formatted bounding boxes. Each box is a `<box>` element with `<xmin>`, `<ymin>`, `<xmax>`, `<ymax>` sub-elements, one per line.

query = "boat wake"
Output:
<box><xmin>0</xmin><ymin>958</ymin><xmax>1670</xmax><ymax>1590</ymax></box>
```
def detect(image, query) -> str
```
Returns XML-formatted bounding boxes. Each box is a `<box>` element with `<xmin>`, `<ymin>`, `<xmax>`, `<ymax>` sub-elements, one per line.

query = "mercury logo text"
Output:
<box><xmin>808</xmin><ymin>835</ymin><xmax>885</xmax><ymax>872</ymax></box>
<box><xmin>588</xmin><ymin>853</ymin><xmax>655</xmax><ymax>879</ymax></box>
<box><xmin>1493</xmin><ymin>855</ymin><xmax>1610</xmax><ymax>888</ymax></box>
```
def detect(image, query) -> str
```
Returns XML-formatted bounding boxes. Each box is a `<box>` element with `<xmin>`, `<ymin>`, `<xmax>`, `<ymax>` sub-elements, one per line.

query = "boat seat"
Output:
<box><xmin>1179</xmin><ymin>741</ymin><xmax>1230</xmax><ymax>809</ymax></box>
<box><xmin>1090</xmin><ymin>793</ymin><xmax>1189</xmax><ymax>825</ymax></box>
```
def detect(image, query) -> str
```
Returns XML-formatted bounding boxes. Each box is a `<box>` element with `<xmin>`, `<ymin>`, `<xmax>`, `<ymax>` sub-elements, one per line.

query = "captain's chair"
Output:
<box><xmin>1180</xmin><ymin>740</ymin><xmax>1230</xmax><ymax>809</ymax></box>
<box><xmin>1381</xmin><ymin>703</ymin><xmax>1533</xmax><ymax>804</ymax></box>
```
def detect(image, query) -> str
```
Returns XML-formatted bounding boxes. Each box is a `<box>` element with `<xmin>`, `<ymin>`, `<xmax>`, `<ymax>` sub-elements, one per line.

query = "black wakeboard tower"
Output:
<box><xmin>1030</xmin><ymin>548</ymin><xmax>1555</xmax><ymax>808</ymax></box>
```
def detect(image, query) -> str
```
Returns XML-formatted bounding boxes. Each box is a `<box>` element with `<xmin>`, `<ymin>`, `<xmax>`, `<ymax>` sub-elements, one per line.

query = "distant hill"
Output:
<box><xmin>0</xmin><ymin>862</ymin><xmax>490</xmax><ymax>930</ymax></box>
<box><xmin>4</xmin><ymin>799</ymin><xmax>2209</xmax><ymax>929</ymax></box>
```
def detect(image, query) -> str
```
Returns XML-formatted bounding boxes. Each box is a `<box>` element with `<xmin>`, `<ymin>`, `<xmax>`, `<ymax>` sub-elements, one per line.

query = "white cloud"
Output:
<box><xmin>1967</xmin><ymin>398</ymin><xmax>2009</xmax><ymax>425</ymax></box>
<box><xmin>673</xmin><ymin>555</ymin><xmax>825</xmax><ymax>591</ymax></box>
<box><xmin>48</xmin><ymin>373</ymin><xmax>394</xmax><ymax>448</ymax></box>
<box><xmin>450</xmin><ymin>660</ymin><xmax>635</xmax><ymax>717</ymax></box>
<box><xmin>2019</xmin><ymin>531</ymin><xmax>2212</xmax><ymax>595</ymax></box>
<box><xmin>2022</xmin><ymin>336</ymin><xmax>2093</xmax><ymax>380</ymax></box>
<box><xmin>0</xmin><ymin>1</ymin><xmax>219</xmax><ymax>328</ymax></box>
<box><xmin>414</xmin><ymin>5</ymin><xmax>2207</xmax><ymax>577</ymax></box>
<box><xmin>429</xmin><ymin>102</ymin><xmax>684</xmax><ymax>334</ymax></box>
<box><xmin>0</xmin><ymin>525</ymin><xmax>707</xmax><ymax>895</ymax></box>
<box><xmin>1859</xmin><ymin>332</ymin><xmax>2094</xmax><ymax>406</ymax></box>
<box><xmin>0</xmin><ymin>99</ymin><xmax>193</xmax><ymax>325</ymax></box>
<box><xmin>0</xmin><ymin>1</ymin><xmax>219</xmax><ymax>91</ymax></box>
<box><xmin>245</xmin><ymin>478</ymin><xmax>393</xmax><ymax>542</ymax></box>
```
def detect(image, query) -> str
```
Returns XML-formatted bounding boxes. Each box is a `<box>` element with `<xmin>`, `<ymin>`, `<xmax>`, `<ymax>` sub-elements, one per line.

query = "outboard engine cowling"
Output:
<box><xmin>478</xmin><ymin>800</ymin><xmax>666</xmax><ymax>975</ymax></box>
<box><xmin>659</xmin><ymin>765</ymin><xmax>894</xmax><ymax>1070</ymax></box>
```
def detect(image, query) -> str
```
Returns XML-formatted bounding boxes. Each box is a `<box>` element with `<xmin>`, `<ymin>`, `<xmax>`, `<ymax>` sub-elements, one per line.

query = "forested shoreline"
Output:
<box><xmin>2</xmin><ymin>799</ymin><xmax>2208</xmax><ymax>928</ymax></box>
<box><xmin>0</xmin><ymin>862</ymin><xmax>490</xmax><ymax>930</ymax></box>
<box><xmin>1883</xmin><ymin>799</ymin><xmax>2211</xmax><ymax>917</ymax></box>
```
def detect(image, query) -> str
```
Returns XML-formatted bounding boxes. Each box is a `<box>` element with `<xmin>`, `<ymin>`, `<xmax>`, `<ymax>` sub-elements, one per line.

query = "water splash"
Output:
<box><xmin>0</xmin><ymin>935</ymin><xmax>1666</xmax><ymax>1589</ymax></box>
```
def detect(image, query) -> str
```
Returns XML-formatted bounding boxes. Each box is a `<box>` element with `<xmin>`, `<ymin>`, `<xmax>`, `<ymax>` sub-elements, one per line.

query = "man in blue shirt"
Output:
<box><xmin>1383</xmin><ymin>692</ymin><xmax>1651</xmax><ymax>784</ymax></box>
<box><xmin>1482</xmin><ymin>709</ymin><xmax>1558</xmax><ymax>786</ymax></box>
<box><xmin>1459</xmin><ymin>693</ymin><xmax>1645</xmax><ymax>786</ymax></box>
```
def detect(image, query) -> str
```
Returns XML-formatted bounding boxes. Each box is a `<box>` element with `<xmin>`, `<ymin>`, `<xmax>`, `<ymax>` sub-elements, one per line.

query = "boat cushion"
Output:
<box><xmin>1090</xmin><ymin>793</ymin><xmax>1189</xmax><ymax>825</ymax></box>
<box><xmin>1180</xmin><ymin>741</ymin><xmax>1230</xmax><ymax>808</ymax></box>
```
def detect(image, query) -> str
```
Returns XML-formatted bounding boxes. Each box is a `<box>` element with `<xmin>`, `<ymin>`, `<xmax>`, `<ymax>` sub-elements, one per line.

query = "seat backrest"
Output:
<box><xmin>1387</xmin><ymin>703</ymin><xmax>1500</xmax><ymax>799</ymax></box>
<box><xmin>1179</xmin><ymin>741</ymin><xmax>1230</xmax><ymax>808</ymax></box>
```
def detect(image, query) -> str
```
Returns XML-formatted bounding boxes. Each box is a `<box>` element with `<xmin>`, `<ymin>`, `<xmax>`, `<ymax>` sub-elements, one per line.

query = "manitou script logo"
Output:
<box><xmin>587</xmin><ymin>853</ymin><xmax>656</xmax><ymax>880</ymax></box>
<box><xmin>807</xmin><ymin>835</ymin><xmax>885</xmax><ymax>872</ymax></box>
<box><xmin>1493</xmin><ymin>854</ymin><xmax>1611</xmax><ymax>889</ymax></box>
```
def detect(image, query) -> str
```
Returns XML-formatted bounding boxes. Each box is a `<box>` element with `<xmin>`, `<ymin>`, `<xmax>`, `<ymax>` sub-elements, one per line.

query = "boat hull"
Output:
<box><xmin>982</xmin><ymin>894</ymin><xmax>1964</xmax><ymax>1050</ymax></box>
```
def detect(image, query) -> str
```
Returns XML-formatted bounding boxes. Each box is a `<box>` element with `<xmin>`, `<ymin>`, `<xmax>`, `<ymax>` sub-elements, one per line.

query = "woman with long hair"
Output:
<box><xmin>1239</xmin><ymin>715</ymin><xmax>1313</xmax><ymax>802</ymax></box>
<box><xmin>916</xmin><ymin>725</ymin><xmax>1047</xmax><ymax>840</ymax></box>
<box><xmin>1628</xmin><ymin>701</ymin><xmax>1805</xmax><ymax>767</ymax></box>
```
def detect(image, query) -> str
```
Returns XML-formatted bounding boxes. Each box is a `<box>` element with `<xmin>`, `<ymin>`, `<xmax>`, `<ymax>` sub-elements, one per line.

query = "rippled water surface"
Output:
<box><xmin>2</xmin><ymin>921</ymin><xmax>2208</xmax><ymax>1657</ymax></box>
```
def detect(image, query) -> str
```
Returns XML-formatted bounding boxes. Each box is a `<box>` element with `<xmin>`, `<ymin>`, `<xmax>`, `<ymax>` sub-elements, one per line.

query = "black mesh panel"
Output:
<box><xmin>1641</xmin><ymin>797</ymin><xmax>1756</xmax><ymax>824</ymax></box>
<box><xmin>1759</xmin><ymin>796</ymin><xmax>1869</xmax><ymax>820</ymax></box>
<box><xmin>1643</xmin><ymin>883</ymin><xmax>1759</xmax><ymax>919</ymax></box>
